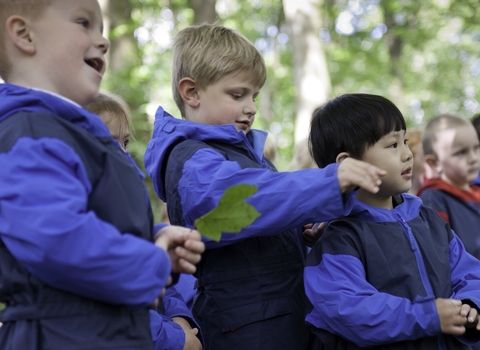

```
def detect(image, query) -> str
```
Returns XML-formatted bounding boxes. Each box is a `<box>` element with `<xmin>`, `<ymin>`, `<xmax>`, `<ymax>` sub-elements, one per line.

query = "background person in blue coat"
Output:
<box><xmin>144</xmin><ymin>23</ymin><xmax>387</xmax><ymax>350</ymax></box>
<box><xmin>86</xmin><ymin>92</ymin><xmax>203</xmax><ymax>350</ymax></box>
<box><xmin>0</xmin><ymin>1</ymin><xmax>204</xmax><ymax>349</ymax></box>
<box><xmin>306</xmin><ymin>93</ymin><xmax>480</xmax><ymax>349</ymax></box>
<box><xmin>417</xmin><ymin>114</ymin><xmax>480</xmax><ymax>259</ymax></box>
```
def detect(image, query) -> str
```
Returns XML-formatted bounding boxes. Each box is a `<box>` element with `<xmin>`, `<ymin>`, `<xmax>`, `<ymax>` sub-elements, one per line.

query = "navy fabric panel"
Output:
<box><xmin>164</xmin><ymin>139</ymin><xmax>311</xmax><ymax>350</ymax></box>
<box><xmin>0</xmin><ymin>107</ymin><xmax>154</xmax><ymax>348</ymax></box>
<box><xmin>420</xmin><ymin>188</ymin><xmax>480</xmax><ymax>259</ymax></box>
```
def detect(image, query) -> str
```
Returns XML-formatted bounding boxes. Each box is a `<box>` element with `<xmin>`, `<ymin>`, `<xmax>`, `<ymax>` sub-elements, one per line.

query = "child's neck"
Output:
<box><xmin>356</xmin><ymin>190</ymin><xmax>395</xmax><ymax>209</ymax></box>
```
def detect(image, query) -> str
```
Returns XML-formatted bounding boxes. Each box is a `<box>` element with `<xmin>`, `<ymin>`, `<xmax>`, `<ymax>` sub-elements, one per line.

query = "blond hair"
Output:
<box><xmin>0</xmin><ymin>0</ymin><xmax>53</xmax><ymax>80</ymax></box>
<box><xmin>422</xmin><ymin>114</ymin><xmax>473</xmax><ymax>156</ymax></box>
<box><xmin>85</xmin><ymin>91</ymin><xmax>132</xmax><ymax>143</ymax></box>
<box><xmin>172</xmin><ymin>23</ymin><xmax>266</xmax><ymax>118</ymax></box>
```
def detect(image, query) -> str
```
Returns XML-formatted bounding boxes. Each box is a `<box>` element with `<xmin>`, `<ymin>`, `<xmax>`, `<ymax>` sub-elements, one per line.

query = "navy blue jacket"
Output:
<box><xmin>0</xmin><ymin>84</ymin><xmax>171</xmax><ymax>349</ymax></box>
<box><xmin>305</xmin><ymin>194</ymin><xmax>480</xmax><ymax>349</ymax></box>
<box><xmin>144</xmin><ymin>107</ymin><xmax>356</xmax><ymax>350</ymax></box>
<box><xmin>418</xmin><ymin>178</ymin><xmax>480</xmax><ymax>259</ymax></box>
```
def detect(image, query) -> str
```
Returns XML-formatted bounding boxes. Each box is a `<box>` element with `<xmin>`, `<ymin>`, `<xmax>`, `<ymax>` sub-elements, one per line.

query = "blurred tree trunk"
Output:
<box><xmin>381</xmin><ymin>0</ymin><xmax>406</xmax><ymax>112</ymax></box>
<box><xmin>99</xmin><ymin>0</ymin><xmax>137</xmax><ymax>73</ymax></box>
<box><xmin>283</xmin><ymin>0</ymin><xmax>331</xmax><ymax>146</ymax></box>
<box><xmin>190</xmin><ymin>0</ymin><xmax>217</xmax><ymax>24</ymax></box>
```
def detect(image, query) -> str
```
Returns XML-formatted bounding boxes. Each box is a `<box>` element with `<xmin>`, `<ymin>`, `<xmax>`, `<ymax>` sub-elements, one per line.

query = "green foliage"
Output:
<box><xmin>102</xmin><ymin>0</ymin><xmax>480</xmax><ymax>219</ymax></box>
<box><xmin>194</xmin><ymin>184</ymin><xmax>261</xmax><ymax>242</ymax></box>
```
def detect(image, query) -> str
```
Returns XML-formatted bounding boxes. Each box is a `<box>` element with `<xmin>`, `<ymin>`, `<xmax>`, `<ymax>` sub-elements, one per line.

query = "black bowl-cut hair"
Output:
<box><xmin>309</xmin><ymin>93</ymin><xmax>406</xmax><ymax>168</ymax></box>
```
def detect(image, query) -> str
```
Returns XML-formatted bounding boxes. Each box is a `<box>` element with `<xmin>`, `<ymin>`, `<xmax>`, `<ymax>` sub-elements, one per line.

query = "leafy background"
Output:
<box><xmin>98</xmin><ymin>0</ymin><xmax>480</xmax><ymax>221</ymax></box>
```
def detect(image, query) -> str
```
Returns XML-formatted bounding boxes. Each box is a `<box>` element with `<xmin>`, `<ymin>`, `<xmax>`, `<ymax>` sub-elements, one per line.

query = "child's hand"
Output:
<box><xmin>303</xmin><ymin>222</ymin><xmax>325</xmax><ymax>247</ymax></box>
<box><xmin>462</xmin><ymin>303</ymin><xmax>480</xmax><ymax>331</ymax></box>
<box><xmin>172</xmin><ymin>317</ymin><xmax>202</xmax><ymax>350</ymax></box>
<box><xmin>154</xmin><ymin>226</ymin><xmax>205</xmax><ymax>274</ymax></box>
<box><xmin>436</xmin><ymin>298</ymin><xmax>469</xmax><ymax>335</ymax></box>
<box><xmin>337</xmin><ymin>158</ymin><xmax>386</xmax><ymax>194</ymax></box>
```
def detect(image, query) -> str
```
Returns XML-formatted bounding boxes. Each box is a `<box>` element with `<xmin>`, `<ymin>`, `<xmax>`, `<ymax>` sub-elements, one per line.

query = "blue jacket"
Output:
<box><xmin>144</xmin><ymin>107</ymin><xmax>356</xmax><ymax>350</ymax></box>
<box><xmin>418</xmin><ymin>178</ymin><xmax>480</xmax><ymax>259</ymax></box>
<box><xmin>305</xmin><ymin>193</ymin><xmax>480</xmax><ymax>349</ymax></box>
<box><xmin>151</xmin><ymin>223</ymin><xmax>204</xmax><ymax>349</ymax></box>
<box><xmin>0</xmin><ymin>84</ymin><xmax>170</xmax><ymax>349</ymax></box>
<box><xmin>150</xmin><ymin>286</ymin><xmax>204</xmax><ymax>350</ymax></box>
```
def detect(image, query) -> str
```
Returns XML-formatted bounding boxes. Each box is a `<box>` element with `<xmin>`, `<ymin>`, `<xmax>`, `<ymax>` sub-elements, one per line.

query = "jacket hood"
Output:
<box><xmin>0</xmin><ymin>84</ymin><xmax>110</xmax><ymax>137</ymax></box>
<box><xmin>144</xmin><ymin>106</ymin><xmax>268</xmax><ymax>201</ymax></box>
<box><xmin>348</xmin><ymin>193</ymin><xmax>422</xmax><ymax>222</ymax></box>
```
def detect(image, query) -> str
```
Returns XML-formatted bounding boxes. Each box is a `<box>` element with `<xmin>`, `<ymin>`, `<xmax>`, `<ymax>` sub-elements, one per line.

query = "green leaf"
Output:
<box><xmin>194</xmin><ymin>184</ymin><xmax>261</xmax><ymax>242</ymax></box>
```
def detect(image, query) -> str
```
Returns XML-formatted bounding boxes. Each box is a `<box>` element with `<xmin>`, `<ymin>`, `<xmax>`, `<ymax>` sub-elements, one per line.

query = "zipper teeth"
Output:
<box><xmin>395</xmin><ymin>212</ymin><xmax>446</xmax><ymax>349</ymax></box>
<box><xmin>396</xmin><ymin>214</ymin><xmax>434</xmax><ymax>297</ymax></box>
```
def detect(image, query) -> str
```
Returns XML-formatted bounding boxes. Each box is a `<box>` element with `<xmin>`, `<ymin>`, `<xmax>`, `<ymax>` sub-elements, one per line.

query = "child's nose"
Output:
<box><xmin>96</xmin><ymin>34</ymin><xmax>110</xmax><ymax>54</ymax></box>
<box><xmin>244</xmin><ymin>100</ymin><xmax>257</xmax><ymax>116</ymax></box>
<box><xmin>403</xmin><ymin>145</ymin><xmax>413</xmax><ymax>162</ymax></box>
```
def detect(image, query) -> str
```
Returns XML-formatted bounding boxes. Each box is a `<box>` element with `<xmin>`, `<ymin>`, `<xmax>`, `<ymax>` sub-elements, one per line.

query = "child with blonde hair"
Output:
<box><xmin>86</xmin><ymin>91</ymin><xmax>203</xmax><ymax>350</ymax></box>
<box><xmin>144</xmin><ymin>23</ymin><xmax>386</xmax><ymax>349</ymax></box>
<box><xmin>0</xmin><ymin>2</ymin><xmax>203</xmax><ymax>349</ymax></box>
<box><xmin>418</xmin><ymin>114</ymin><xmax>480</xmax><ymax>259</ymax></box>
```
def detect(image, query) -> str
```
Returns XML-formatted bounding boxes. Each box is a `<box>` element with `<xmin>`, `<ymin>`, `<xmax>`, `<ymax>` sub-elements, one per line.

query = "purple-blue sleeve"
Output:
<box><xmin>167</xmin><ymin>273</ymin><xmax>196</xmax><ymax>310</ymax></box>
<box><xmin>0</xmin><ymin>137</ymin><xmax>170</xmax><ymax>306</ymax></box>
<box><xmin>448</xmin><ymin>231</ymin><xmax>480</xmax><ymax>344</ymax></box>
<box><xmin>305</xmin><ymin>254</ymin><xmax>440</xmax><ymax>346</ymax></box>
<box><xmin>149</xmin><ymin>310</ymin><xmax>185</xmax><ymax>350</ymax></box>
<box><xmin>178</xmin><ymin>148</ymin><xmax>355</xmax><ymax>248</ymax></box>
<box><xmin>164</xmin><ymin>282</ymin><xmax>202</xmax><ymax>340</ymax></box>
<box><xmin>154</xmin><ymin>223</ymin><xmax>168</xmax><ymax>235</ymax></box>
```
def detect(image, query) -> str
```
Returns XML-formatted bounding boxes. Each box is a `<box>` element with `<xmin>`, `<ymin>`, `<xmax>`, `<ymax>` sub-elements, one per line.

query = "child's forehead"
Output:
<box><xmin>435</xmin><ymin>124</ymin><xmax>477</xmax><ymax>146</ymax></box>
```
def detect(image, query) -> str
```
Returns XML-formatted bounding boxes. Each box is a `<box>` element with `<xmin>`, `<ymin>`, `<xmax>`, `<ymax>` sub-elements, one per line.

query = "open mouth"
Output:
<box><xmin>85</xmin><ymin>58</ymin><xmax>104</xmax><ymax>73</ymax></box>
<box><xmin>401</xmin><ymin>167</ymin><xmax>412</xmax><ymax>175</ymax></box>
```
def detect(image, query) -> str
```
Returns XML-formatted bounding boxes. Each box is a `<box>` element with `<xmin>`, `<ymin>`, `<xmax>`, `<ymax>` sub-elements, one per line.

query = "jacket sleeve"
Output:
<box><xmin>150</xmin><ymin>310</ymin><xmax>185</xmax><ymax>350</ymax></box>
<box><xmin>448</xmin><ymin>231</ymin><xmax>480</xmax><ymax>344</ymax></box>
<box><xmin>177</xmin><ymin>147</ymin><xmax>355</xmax><ymax>248</ymax></box>
<box><xmin>0</xmin><ymin>137</ymin><xmax>170</xmax><ymax>306</ymax></box>
<box><xmin>164</xmin><ymin>284</ymin><xmax>204</xmax><ymax>346</ymax></box>
<box><xmin>304</xmin><ymin>229</ymin><xmax>440</xmax><ymax>347</ymax></box>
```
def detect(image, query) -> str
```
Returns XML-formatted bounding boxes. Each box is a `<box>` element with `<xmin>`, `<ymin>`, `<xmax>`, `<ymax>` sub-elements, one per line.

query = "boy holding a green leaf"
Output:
<box><xmin>144</xmin><ymin>23</ymin><xmax>385</xmax><ymax>350</ymax></box>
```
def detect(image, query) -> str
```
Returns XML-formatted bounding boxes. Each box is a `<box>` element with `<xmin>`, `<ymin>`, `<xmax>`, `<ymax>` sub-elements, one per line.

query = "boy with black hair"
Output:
<box><xmin>306</xmin><ymin>93</ymin><xmax>480</xmax><ymax>349</ymax></box>
<box><xmin>0</xmin><ymin>1</ymin><xmax>204</xmax><ymax>349</ymax></box>
<box><xmin>144</xmin><ymin>23</ymin><xmax>386</xmax><ymax>350</ymax></box>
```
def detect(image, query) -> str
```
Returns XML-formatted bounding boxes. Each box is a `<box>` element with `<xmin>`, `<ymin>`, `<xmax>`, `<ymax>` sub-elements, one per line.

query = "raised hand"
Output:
<box><xmin>337</xmin><ymin>157</ymin><xmax>386</xmax><ymax>194</ymax></box>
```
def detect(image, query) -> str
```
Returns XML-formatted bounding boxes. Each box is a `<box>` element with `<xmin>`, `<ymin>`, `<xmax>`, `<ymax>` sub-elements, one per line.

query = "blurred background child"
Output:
<box><xmin>86</xmin><ymin>91</ymin><xmax>203</xmax><ymax>350</ymax></box>
<box><xmin>418</xmin><ymin>113</ymin><xmax>480</xmax><ymax>259</ymax></box>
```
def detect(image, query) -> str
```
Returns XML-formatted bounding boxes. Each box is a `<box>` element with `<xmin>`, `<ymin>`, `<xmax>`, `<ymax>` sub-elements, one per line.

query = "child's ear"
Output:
<box><xmin>336</xmin><ymin>152</ymin><xmax>350</xmax><ymax>164</ymax></box>
<box><xmin>5</xmin><ymin>15</ymin><xmax>36</xmax><ymax>55</ymax></box>
<box><xmin>424</xmin><ymin>154</ymin><xmax>441</xmax><ymax>176</ymax></box>
<box><xmin>178</xmin><ymin>77</ymin><xmax>200</xmax><ymax>108</ymax></box>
